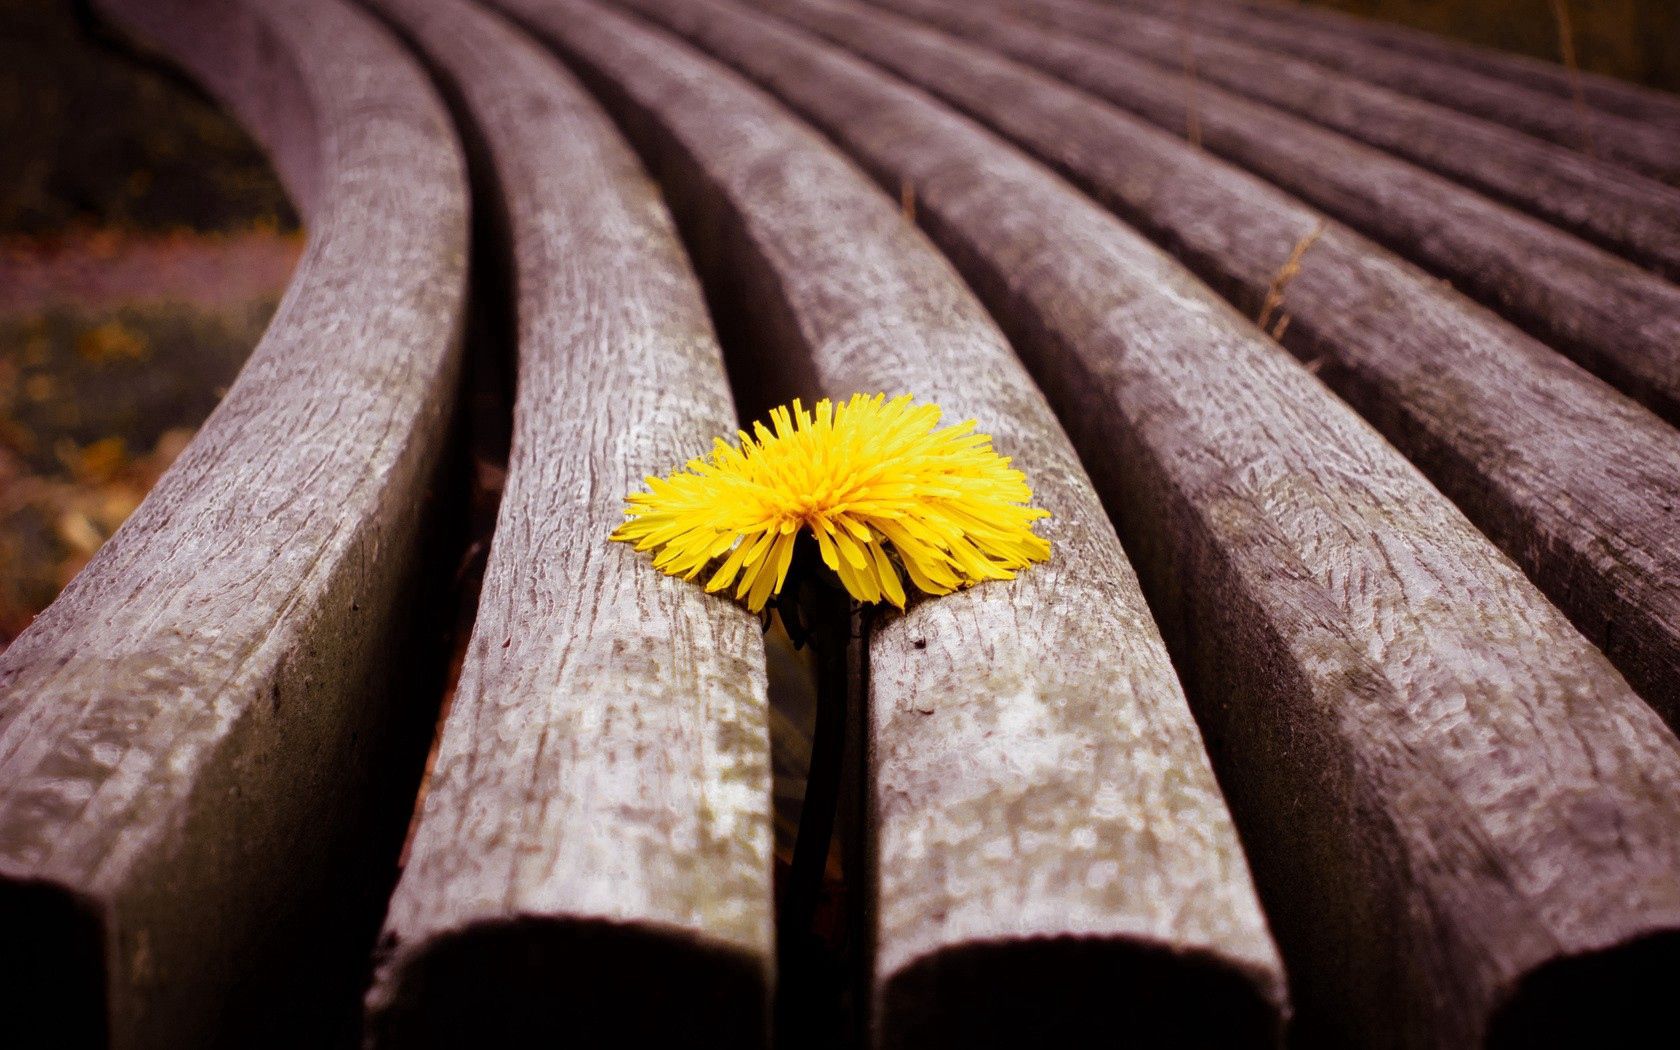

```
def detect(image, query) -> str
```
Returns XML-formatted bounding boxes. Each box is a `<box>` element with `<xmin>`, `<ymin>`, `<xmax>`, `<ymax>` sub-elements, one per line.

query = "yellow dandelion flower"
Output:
<box><xmin>611</xmin><ymin>393</ymin><xmax>1051</xmax><ymax>612</ymax></box>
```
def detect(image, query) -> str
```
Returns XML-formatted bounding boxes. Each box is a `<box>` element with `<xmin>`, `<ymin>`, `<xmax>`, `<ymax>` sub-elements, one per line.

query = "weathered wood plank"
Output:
<box><xmin>495</xmin><ymin>0</ymin><xmax>1286</xmax><ymax>1044</ymax></box>
<box><xmin>613</xmin><ymin>0</ymin><xmax>1680</xmax><ymax>1044</ymax></box>
<box><xmin>844</xmin><ymin>0</ymin><xmax>1680</xmax><ymax>427</ymax></box>
<box><xmin>356</xmin><ymin>0</ymin><xmax>774</xmax><ymax>1045</ymax></box>
<box><xmin>0</xmin><ymin>0</ymin><xmax>469</xmax><ymax>1046</ymax></box>
<box><xmin>955</xmin><ymin>0</ymin><xmax>1680</xmax><ymax>281</ymax></box>
<box><xmin>1095</xmin><ymin>0</ymin><xmax>1680</xmax><ymax>184</ymax></box>
<box><xmin>789</xmin><ymin>0</ymin><xmax>1680</xmax><ymax>736</ymax></box>
<box><xmin>1173</xmin><ymin>0</ymin><xmax>1680</xmax><ymax>136</ymax></box>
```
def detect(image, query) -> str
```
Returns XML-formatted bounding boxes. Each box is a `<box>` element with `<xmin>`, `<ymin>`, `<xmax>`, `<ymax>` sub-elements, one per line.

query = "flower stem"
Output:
<box><xmin>784</xmin><ymin>595</ymin><xmax>857</xmax><ymax>938</ymax></box>
<box><xmin>778</xmin><ymin>592</ymin><xmax>868</xmax><ymax>1045</ymax></box>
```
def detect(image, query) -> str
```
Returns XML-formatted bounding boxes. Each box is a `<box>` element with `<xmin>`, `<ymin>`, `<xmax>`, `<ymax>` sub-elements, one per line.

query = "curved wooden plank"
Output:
<box><xmin>957</xmin><ymin>0</ymin><xmax>1680</xmax><ymax>281</ymax></box>
<box><xmin>1096</xmin><ymin>0</ymin><xmax>1680</xmax><ymax>184</ymax></box>
<box><xmin>846</xmin><ymin>0</ymin><xmax>1680</xmax><ymax>427</ymax></box>
<box><xmin>610</xmin><ymin>0</ymin><xmax>1680</xmax><ymax>1044</ymax></box>
<box><xmin>354</xmin><ymin>0</ymin><xmax>774</xmax><ymax>1045</ymax></box>
<box><xmin>494</xmin><ymin>0</ymin><xmax>1286</xmax><ymax>1044</ymax></box>
<box><xmin>0</xmin><ymin>0</ymin><xmax>469</xmax><ymax>1047</ymax></box>
<box><xmin>1183</xmin><ymin>0</ymin><xmax>1680</xmax><ymax>135</ymax></box>
<box><xmin>801</xmin><ymin>0</ymin><xmax>1680</xmax><ymax>734</ymax></box>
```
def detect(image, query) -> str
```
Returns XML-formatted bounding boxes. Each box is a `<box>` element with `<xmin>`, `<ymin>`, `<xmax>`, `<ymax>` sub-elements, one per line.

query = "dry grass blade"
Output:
<box><xmin>1256</xmin><ymin>219</ymin><xmax>1326</xmax><ymax>338</ymax></box>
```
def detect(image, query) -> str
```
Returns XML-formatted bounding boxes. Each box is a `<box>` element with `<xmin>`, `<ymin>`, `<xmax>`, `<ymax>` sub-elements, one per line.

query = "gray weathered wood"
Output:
<box><xmin>786</xmin><ymin>0</ymin><xmax>1680</xmax><ymax>735</ymax></box>
<box><xmin>620</xmin><ymin>0</ymin><xmax>1680</xmax><ymax>1043</ymax></box>
<box><xmin>0</xmin><ymin>0</ymin><xmax>468</xmax><ymax>1046</ymax></box>
<box><xmin>1096</xmin><ymin>0</ymin><xmax>1680</xmax><ymax>184</ymax></box>
<box><xmin>498</xmin><ymin>0</ymin><xmax>1286</xmax><ymax>1043</ymax></box>
<box><xmin>849</xmin><ymin>0</ymin><xmax>1680</xmax><ymax>426</ymax></box>
<box><xmin>962</xmin><ymin>0</ymin><xmax>1680</xmax><ymax>280</ymax></box>
<box><xmin>1180</xmin><ymin>0</ymin><xmax>1680</xmax><ymax>135</ymax></box>
<box><xmin>356</xmin><ymin>0</ymin><xmax>774</xmax><ymax>1045</ymax></box>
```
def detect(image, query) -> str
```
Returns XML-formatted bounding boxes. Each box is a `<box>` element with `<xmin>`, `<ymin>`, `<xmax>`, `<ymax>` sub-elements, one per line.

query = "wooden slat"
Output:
<box><xmin>1095</xmin><ymin>0</ymin><xmax>1680</xmax><ymax>184</ymax></box>
<box><xmin>1183</xmin><ymin>0</ymin><xmax>1680</xmax><ymax>136</ymax></box>
<box><xmin>493</xmin><ymin>0</ymin><xmax>1286</xmax><ymax>1044</ymax></box>
<box><xmin>843</xmin><ymin>0</ymin><xmax>1680</xmax><ymax>428</ymax></box>
<box><xmin>356</xmin><ymin>0</ymin><xmax>774</xmax><ymax>1045</ymax></box>
<box><xmin>953</xmin><ymin>0</ymin><xmax>1680</xmax><ymax>281</ymax></box>
<box><xmin>0</xmin><ymin>0</ymin><xmax>469</xmax><ymax>1046</ymax></box>
<box><xmin>611</xmin><ymin>0</ymin><xmax>1680</xmax><ymax>1044</ymax></box>
<box><xmin>797</xmin><ymin>0</ymin><xmax>1680</xmax><ymax>735</ymax></box>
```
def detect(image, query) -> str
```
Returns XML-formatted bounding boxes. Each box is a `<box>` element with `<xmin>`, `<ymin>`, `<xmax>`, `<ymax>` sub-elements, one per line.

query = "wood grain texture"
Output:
<box><xmin>634</xmin><ymin>0</ymin><xmax>1680</xmax><ymax>1044</ymax></box>
<box><xmin>1097</xmin><ymin>0</ymin><xmax>1680</xmax><ymax>184</ymax></box>
<box><xmin>356</xmin><ymin>0</ymin><xmax>774</xmax><ymax>1045</ymax></box>
<box><xmin>500</xmin><ymin>0</ymin><xmax>1286</xmax><ymax>1043</ymax></box>
<box><xmin>1183</xmin><ymin>0</ymin><xmax>1680</xmax><ymax>135</ymax></box>
<box><xmin>0</xmin><ymin>0</ymin><xmax>469</xmax><ymax>1046</ymax></box>
<box><xmin>960</xmin><ymin>0</ymin><xmax>1680</xmax><ymax>281</ymax></box>
<box><xmin>795</xmin><ymin>0</ymin><xmax>1680</xmax><ymax>744</ymax></box>
<box><xmin>850</xmin><ymin>0</ymin><xmax>1680</xmax><ymax>429</ymax></box>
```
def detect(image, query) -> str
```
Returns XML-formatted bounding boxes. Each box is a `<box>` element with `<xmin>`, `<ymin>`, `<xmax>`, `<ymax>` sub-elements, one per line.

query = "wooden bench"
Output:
<box><xmin>5</xmin><ymin>0</ymin><xmax>1680</xmax><ymax>1045</ymax></box>
<box><xmin>839</xmin><ymin>0</ymin><xmax>1680</xmax><ymax>429</ymax></box>
<box><xmin>760</xmin><ymin>0</ymin><xmax>1680</xmax><ymax>766</ymax></box>
<box><xmin>957</xmin><ymin>0</ymin><xmax>1680</xmax><ymax>281</ymax></box>
<box><xmin>0</xmin><ymin>0</ymin><xmax>468</xmax><ymax>1045</ymax></box>
<box><xmin>609</xmin><ymin>0</ymin><xmax>1680</xmax><ymax>1043</ymax></box>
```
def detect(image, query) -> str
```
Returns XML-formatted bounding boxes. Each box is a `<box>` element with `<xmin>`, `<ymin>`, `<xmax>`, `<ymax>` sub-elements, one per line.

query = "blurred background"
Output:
<box><xmin>1</xmin><ymin>0</ymin><xmax>300</xmax><ymax>648</ymax></box>
<box><xmin>0</xmin><ymin>0</ymin><xmax>1675</xmax><ymax>652</ymax></box>
<box><xmin>1303</xmin><ymin>0</ymin><xmax>1680</xmax><ymax>93</ymax></box>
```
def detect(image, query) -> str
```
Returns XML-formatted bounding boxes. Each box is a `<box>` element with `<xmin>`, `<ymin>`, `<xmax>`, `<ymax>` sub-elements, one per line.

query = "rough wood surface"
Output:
<box><xmin>1178</xmin><ymin>0</ymin><xmax>1680</xmax><ymax>136</ymax></box>
<box><xmin>809</xmin><ymin>0</ymin><xmax>1680</xmax><ymax>731</ymax></box>
<box><xmin>0</xmin><ymin>0</ymin><xmax>468</xmax><ymax>1046</ymax></box>
<box><xmin>852</xmin><ymin>0</ymin><xmax>1680</xmax><ymax>428</ymax></box>
<box><xmin>500</xmin><ymin>0</ymin><xmax>1285</xmax><ymax>1044</ymax></box>
<box><xmin>357</xmin><ymin>0</ymin><xmax>774</xmax><ymax>1045</ymax></box>
<box><xmin>963</xmin><ymin>0</ymin><xmax>1680</xmax><ymax>280</ymax></box>
<box><xmin>629</xmin><ymin>0</ymin><xmax>1680</xmax><ymax>1043</ymax></box>
<box><xmin>1097</xmin><ymin>0</ymin><xmax>1680</xmax><ymax>184</ymax></box>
